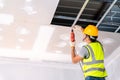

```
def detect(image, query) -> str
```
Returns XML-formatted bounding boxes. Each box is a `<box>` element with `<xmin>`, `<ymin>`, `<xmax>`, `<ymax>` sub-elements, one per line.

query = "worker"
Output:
<box><xmin>70</xmin><ymin>25</ymin><xmax>107</xmax><ymax>80</ymax></box>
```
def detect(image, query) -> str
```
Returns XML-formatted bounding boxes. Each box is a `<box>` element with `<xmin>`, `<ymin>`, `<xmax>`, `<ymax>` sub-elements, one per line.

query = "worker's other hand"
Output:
<box><xmin>73</xmin><ymin>25</ymin><xmax>81</xmax><ymax>30</ymax></box>
<box><xmin>73</xmin><ymin>25</ymin><xmax>84</xmax><ymax>32</ymax></box>
<box><xmin>70</xmin><ymin>29</ymin><xmax>75</xmax><ymax>47</ymax></box>
<box><xmin>70</xmin><ymin>41</ymin><xmax>75</xmax><ymax>47</ymax></box>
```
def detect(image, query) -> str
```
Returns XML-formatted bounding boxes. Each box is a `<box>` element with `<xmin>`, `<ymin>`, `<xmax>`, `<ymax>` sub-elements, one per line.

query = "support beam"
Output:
<box><xmin>115</xmin><ymin>26</ymin><xmax>120</xmax><ymax>33</ymax></box>
<box><xmin>71</xmin><ymin>0</ymin><xmax>89</xmax><ymax>28</ymax></box>
<box><xmin>96</xmin><ymin>0</ymin><xmax>118</xmax><ymax>27</ymax></box>
<box><xmin>97</xmin><ymin>0</ymin><xmax>117</xmax><ymax>2</ymax></box>
<box><xmin>54</xmin><ymin>15</ymin><xmax>120</xmax><ymax>26</ymax></box>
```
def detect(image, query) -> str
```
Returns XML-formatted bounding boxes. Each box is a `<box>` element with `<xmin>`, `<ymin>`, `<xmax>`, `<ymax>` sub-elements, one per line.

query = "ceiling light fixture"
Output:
<box><xmin>22</xmin><ymin>6</ymin><xmax>37</xmax><ymax>15</ymax></box>
<box><xmin>0</xmin><ymin>13</ymin><xmax>14</xmax><ymax>25</ymax></box>
<box><xmin>16</xmin><ymin>27</ymin><xmax>30</xmax><ymax>35</ymax></box>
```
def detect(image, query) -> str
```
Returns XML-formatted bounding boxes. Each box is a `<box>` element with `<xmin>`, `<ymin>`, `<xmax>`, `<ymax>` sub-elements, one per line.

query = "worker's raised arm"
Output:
<box><xmin>70</xmin><ymin>28</ymin><xmax>83</xmax><ymax>64</ymax></box>
<box><xmin>71</xmin><ymin>46</ymin><xmax>83</xmax><ymax>64</ymax></box>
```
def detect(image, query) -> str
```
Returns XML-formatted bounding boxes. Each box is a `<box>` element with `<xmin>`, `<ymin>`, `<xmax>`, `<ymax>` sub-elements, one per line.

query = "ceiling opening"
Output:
<box><xmin>51</xmin><ymin>0</ymin><xmax>120</xmax><ymax>33</ymax></box>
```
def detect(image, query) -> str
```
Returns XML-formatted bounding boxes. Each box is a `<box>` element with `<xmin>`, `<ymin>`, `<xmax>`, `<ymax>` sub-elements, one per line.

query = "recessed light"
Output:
<box><xmin>16</xmin><ymin>27</ymin><xmax>30</xmax><ymax>35</ymax></box>
<box><xmin>22</xmin><ymin>6</ymin><xmax>37</xmax><ymax>15</ymax></box>
<box><xmin>0</xmin><ymin>13</ymin><xmax>14</xmax><ymax>25</ymax></box>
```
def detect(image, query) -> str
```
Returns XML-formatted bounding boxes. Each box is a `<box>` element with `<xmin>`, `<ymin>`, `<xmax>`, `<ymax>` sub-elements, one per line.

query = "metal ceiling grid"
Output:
<box><xmin>51</xmin><ymin>0</ymin><xmax>120</xmax><ymax>33</ymax></box>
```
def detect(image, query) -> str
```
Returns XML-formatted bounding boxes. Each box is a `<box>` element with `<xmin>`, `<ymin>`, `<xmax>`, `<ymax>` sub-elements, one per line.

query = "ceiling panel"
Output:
<box><xmin>0</xmin><ymin>0</ymin><xmax>119</xmax><ymax>63</ymax></box>
<box><xmin>0</xmin><ymin>0</ymin><xmax>59</xmax><ymax>52</ymax></box>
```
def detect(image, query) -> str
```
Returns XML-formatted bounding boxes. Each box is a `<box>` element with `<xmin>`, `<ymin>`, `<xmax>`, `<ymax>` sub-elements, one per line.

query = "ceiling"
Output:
<box><xmin>51</xmin><ymin>0</ymin><xmax>120</xmax><ymax>33</ymax></box>
<box><xmin>0</xmin><ymin>0</ymin><xmax>119</xmax><ymax>63</ymax></box>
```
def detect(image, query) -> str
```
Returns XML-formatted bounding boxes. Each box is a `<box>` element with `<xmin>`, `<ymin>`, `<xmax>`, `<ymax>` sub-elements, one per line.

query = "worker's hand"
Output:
<box><xmin>73</xmin><ymin>25</ymin><xmax>84</xmax><ymax>32</ymax></box>
<box><xmin>70</xmin><ymin>29</ymin><xmax>75</xmax><ymax>47</ymax></box>
<box><xmin>73</xmin><ymin>25</ymin><xmax>81</xmax><ymax>30</ymax></box>
<box><xmin>70</xmin><ymin>41</ymin><xmax>75</xmax><ymax>47</ymax></box>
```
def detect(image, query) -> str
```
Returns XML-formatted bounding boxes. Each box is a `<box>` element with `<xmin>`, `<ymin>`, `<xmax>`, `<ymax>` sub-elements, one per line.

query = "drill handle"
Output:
<box><xmin>71</xmin><ymin>29</ymin><xmax>75</xmax><ymax>42</ymax></box>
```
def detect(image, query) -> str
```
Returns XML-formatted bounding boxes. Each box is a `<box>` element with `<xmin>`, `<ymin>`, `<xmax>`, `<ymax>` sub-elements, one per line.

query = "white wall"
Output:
<box><xmin>0</xmin><ymin>46</ymin><xmax>120</xmax><ymax>80</ymax></box>
<box><xmin>105</xmin><ymin>46</ymin><xmax>120</xmax><ymax>80</ymax></box>
<box><xmin>0</xmin><ymin>60</ymin><xmax>84</xmax><ymax>80</ymax></box>
<box><xmin>0</xmin><ymin>25</ymin><xmax>120</xmax><ymax>80</ymax></box>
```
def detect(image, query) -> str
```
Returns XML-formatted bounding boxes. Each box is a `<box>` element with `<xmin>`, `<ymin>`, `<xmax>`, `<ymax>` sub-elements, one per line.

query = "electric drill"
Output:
<box><xmin>71</xmin><ymin>29</ymin><xmax>75</xmax><ymax>42</ymax></box>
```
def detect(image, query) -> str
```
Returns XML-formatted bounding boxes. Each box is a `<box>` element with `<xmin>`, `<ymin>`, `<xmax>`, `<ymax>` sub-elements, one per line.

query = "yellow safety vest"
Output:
<box><xmin>82</xmin><ymin>42</ymin><xmax>107</xmax><ymax>78</ymax></box>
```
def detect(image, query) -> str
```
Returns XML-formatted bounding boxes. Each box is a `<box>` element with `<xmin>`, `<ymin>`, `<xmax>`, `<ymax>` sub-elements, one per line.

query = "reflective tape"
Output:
<box><xmin>83</xmin><ymin>45</ymin><xmax>104</xmax><ymax>65</ymax></box>
<box><xmin>84</xmin><ymin>68</ymin><xmax>105</xmax><ymax>73</ymax></box>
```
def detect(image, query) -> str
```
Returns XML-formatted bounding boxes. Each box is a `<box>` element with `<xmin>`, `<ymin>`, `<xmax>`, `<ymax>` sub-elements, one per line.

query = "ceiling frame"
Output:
<box><xmin>115</xmin><ymin>26</ymin><xmax>120</xmax><ymax>33</ymax></box>
<box><xmin>51</xmin><ymin>0</ymin><xmax>120</xmax><ymax>33</ymax></box>
<box><xmin>71</xmin><ymin>0</ymin><xmax>89</xmax><ymax>27</ymax></box>
<box><xmin>96</xmin><ymin>0</ymin><xmax>118</xmax><ymax>27</ymax></box>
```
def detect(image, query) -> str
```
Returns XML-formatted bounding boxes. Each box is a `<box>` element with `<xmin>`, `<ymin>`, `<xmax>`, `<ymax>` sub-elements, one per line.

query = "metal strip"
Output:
<box><xmin>71</xmin><ymin>0</ymin><xmax>89</xmax><ymax>28</ymax></box>
<box><xmin>115</xmin><ymin>26</ymin><xmax>120</xmax><ymax>33</ymax></box>
<box><xmin>96</xmin><ymin>0</ymin><xmax>118</xmax><ymax>27</ymax></box>
<box><xmin>54</xmin><ymin>15</ymin><xmax>120</xmax><ymax>26</ymax></box>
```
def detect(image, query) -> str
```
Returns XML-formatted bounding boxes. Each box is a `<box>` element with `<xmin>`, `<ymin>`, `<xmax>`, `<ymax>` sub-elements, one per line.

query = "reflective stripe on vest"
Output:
<box><xmin>83</xmin><ymin>45</ymin><xmax>105</xmax><ymax>73</ymax></box>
